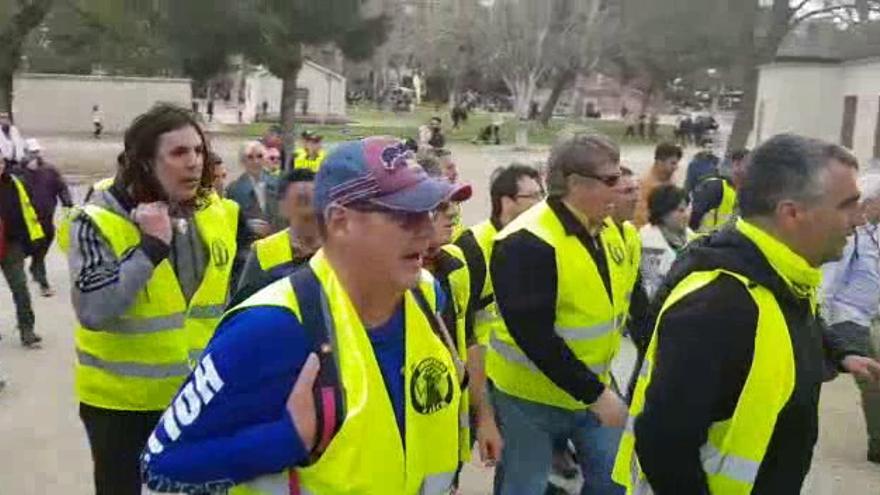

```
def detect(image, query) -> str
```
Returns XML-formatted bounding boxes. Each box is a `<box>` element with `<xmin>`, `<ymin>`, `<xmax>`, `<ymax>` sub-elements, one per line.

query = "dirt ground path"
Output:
<box><xmin>1</xmin><ymin>139</ymin><xmax>878</xmax><ymax>494</ymax></box>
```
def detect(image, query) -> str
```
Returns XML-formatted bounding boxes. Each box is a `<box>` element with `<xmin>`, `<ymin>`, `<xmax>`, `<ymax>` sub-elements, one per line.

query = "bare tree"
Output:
<box><xmin>727</xmin><ymin>0</ymin><xmax>880</xmax><ymax>153</ymax></box>
<box><xmin>537</xmin><ymin>0</ymin><xmax>608</xmax><ymax>126</ymax></box>
<box><xmin>0</xmin><ymin>0</ymin><xmax>54</xmax><ymax>113</ymax></box>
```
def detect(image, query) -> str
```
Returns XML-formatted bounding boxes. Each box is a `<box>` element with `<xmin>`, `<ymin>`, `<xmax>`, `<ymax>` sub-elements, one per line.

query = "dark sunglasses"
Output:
<box><xmin>570</xmin><ymin>171</ymin><xmax>622</xmax><ymax>188</ymax></box>
<box><xmin>347</xmin><ymin>202</ymin><xmax>434</xmax><ymax>229</ymax></box>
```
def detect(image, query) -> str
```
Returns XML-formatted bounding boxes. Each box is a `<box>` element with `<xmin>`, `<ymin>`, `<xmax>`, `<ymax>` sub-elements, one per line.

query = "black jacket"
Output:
<box><xmin>0</xmin><ymin>172</ymin><xmax>33</xmax><ymax>252</ymax></box>
<box><xmin>635</xmin><ymin>226</ymin><xmax>856</xmax><ymax>495</ymax></box>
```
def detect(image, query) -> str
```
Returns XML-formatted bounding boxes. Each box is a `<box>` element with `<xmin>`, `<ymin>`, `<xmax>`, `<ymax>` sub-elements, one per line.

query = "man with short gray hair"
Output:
<box><xmin>821</xmin><ymin>172</ymin><xmax>880</xmax><ymax>465</ymax></box>
<box><xmin>613</xmin><ymin>134</ymin><xmax>880</xmax><ymax>494</ymax></box>
<box><xmin>489</xmin><ymin>132</ymin><xmax>632</xmax><ymax>494</ymax></box>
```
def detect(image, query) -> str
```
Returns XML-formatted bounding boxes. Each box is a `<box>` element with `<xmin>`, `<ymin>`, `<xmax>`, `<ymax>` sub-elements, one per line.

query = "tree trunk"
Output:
<box><xmin>0</xmin><ymin>0</ymin><xmax>53</xmax><ymax>114</ymax></box>
<box><xmin>539</xmin><ymin>69</ymin><xmax>575</xmax><ymax>127</ymax></box>
<box><xmin>0</xmin><ymin>70</ymin><xmax>12</xmax><ymax>115</ymax></box>
<box><xmin>726</xmin><ymin>62</ymin><xmax>759</xmax><ymax>153</ymax></box>
<box><xmin>279</xmin><ymin>46</ymin><xmax>304</xmax><ymax>172</ymax></box>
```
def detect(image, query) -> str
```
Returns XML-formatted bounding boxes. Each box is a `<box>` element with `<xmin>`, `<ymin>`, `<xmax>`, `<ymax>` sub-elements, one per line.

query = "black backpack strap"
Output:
<box><xmin>411</xmin><ymin>286</ymin><xmax>469</xmax><ymax>390</ymax></box>
<box><xmin>289</xmin><ymin>266</ymin><xmax>344</xmax><ymax>462</ymax></box>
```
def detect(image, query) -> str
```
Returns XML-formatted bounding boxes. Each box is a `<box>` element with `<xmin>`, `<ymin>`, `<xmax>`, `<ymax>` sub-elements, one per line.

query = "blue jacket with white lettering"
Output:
<box><xmin>140</xmin><ymin>286</ymin><xmax>445</xmax><ymax>493</ymax></box>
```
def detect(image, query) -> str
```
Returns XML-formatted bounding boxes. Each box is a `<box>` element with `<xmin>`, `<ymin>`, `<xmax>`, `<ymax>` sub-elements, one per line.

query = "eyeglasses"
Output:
<box><xmin>515</xmin><ymin>192</ymin><xmax>545</xmax><ymax>201</ymax></box>
<box><xmin>570</xmin><ymin>171</ymin><xmax>622</xmax><ymax>188</ymax></box>
<box><xmin>347</xmin><ymin>202</ymin><xmax>434</xmax><ymax>229</ymax></box>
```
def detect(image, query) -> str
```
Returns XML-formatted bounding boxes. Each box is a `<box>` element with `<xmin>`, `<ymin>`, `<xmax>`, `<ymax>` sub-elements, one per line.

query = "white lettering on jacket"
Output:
<box><xmin>147</xmin><ymin>354</ymin><xmax>225</xmax><ymax>455</ymax></box>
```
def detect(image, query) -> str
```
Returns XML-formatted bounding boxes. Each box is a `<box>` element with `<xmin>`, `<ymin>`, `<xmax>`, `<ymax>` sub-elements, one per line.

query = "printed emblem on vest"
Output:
<box><xmin>211</xmin><ymin>239</ymin><xmax>230</xmax><ymax>268</ymax></box>
<box><xmin>411</xmin><ymin>357</ymin><xmax>454</xmax><ymax>414</ymax></box>
<box><xmin>610</xmin><ymin>245</ymin><xmax>625</xmax><ymax>265</ymax></box>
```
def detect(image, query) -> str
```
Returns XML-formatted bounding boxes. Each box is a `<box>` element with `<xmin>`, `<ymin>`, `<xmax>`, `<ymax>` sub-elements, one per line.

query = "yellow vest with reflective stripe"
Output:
<box><xmin>465</xmin><ymin>220</ymin><xmax>501</xmax><ymax>346</ymax></box>
<box><xmin>253</xmin><ymin>228</ymin><xmax>293</xmax><ymax>271</ymax></box>
<box><xmin>438</xmin><ymin>244</ymin><xmax>472</xmax><ymax>463</ymax></box>
<box><xmin>604</xmin><ymin>220</ymin><xmax>641</xmax><ymax>323</ymax></box>
<box><xmin>698</xmin><ymin>178</ymin><xmax>737</xmax><ymax>233</ymax></box>
<box><xmin>11</xmin><ymin>176</ymin><xmax>45</xmax><ymax>242</ymax></box>
<box><xmin>487</xmin><ymin>201</ymin><xmax>628</xmax><ymax>410</ymax></box>
<box><xmin>74</xmin><ymin>201</ymin><xmax>237</xmax><ymax>411</ymax></box>
<box><xmin>231</xmin><ymin>250</ymin><xmax>461</xmax><ymax>495</ymax></box>
<box><xmin>294</xmin><ymin>149</ymin><xmax>326</xmax><ymax>173</ymax></box>
<box><xmin>612</xmin><ymin>269</ymin><xmax>796</xmax><ymax>494</ymax></box>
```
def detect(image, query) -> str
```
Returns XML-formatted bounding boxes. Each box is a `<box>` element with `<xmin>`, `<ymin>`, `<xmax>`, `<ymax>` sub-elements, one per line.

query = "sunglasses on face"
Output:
<box><xmin>570</xmin><ymin>171</ymin><xmax>622</xmax><ymax>188</ymax></box>
<box><xmin>347</xmin><ymin>202</ymin><xmax>435</xmax><ymax>229</ymax></box>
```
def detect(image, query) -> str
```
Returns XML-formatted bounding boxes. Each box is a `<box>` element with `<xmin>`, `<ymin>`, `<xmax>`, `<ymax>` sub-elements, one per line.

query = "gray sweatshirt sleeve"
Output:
<box><xmin>68</xmin><ymin>214</ymin><xmax>170</xmax><ymax>330</ymax></box>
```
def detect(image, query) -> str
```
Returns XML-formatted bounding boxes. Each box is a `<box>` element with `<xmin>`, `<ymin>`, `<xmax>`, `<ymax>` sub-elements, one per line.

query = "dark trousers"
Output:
<box><xmin>79</xmin><ymin>403</ymin><xmax>163</xmax><ymax>495</ymax></box>
<box><xmin>0</xmin><ymin>241</ymin><xmax>35</xmax><ymax>333</ymax></box>
<box><xmin>29</xmin><ymin>221</ymin><xmax>54</xmax><ymax>289</ymax></box>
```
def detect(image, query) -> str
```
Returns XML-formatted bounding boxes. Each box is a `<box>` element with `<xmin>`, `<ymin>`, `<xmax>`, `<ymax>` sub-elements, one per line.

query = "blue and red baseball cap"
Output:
<box><xmin>315</xmin><ymin>136</ymin><xmax>470</xmax><ymax>216</ymax></box>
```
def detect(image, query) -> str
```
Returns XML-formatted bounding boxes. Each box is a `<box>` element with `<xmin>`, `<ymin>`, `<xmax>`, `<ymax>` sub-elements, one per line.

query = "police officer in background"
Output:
<box><xmin>66</xmin><ymin>104</ymin><xmax>239</xmax><ymax>494</ymax></box>
<box><xmin>614</xmin><ymin>134</ymin><xmax>880</xmax><ymax>494</ymax></box>
<box><xmin>489</xmin><ymin>132</ymin><xmax>631</xmax><ymax>495</ymax></box>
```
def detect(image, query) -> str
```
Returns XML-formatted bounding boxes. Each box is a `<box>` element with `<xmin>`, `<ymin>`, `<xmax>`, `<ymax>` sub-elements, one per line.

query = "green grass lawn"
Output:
<box><xmin>224</xmin><ymin>104</ymin><xmax>674</xmax><ymax>146</ymax></box>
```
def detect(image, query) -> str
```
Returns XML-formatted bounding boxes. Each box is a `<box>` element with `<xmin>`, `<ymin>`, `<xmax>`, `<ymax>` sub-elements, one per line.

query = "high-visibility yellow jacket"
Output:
<box><xmin>487</xmin><ymin>201</ymin><xmax>630</xmax><ymax>410</ymax></box>
<box><xmin>294</xmin><ymin>149</ymin><xmax>326</xmax><ymax>173</ymax></box>
<box><xmin>253</xmin><ymin>228</ymin><xmax>293</xmax><ymax>271</ymax></box>
<box><xmin>73</xmin><ymin>200</ymin><xmax>237</xmax><ymax>411</ymax></box>
<box><xmin>697</xmin><ymin>177</ymin><xmax>738</xmax><ymax>233</ymax></box>
<box><xmin>231</xmin><ymin>251</ymin><xmax>462</xmax><ymax>494</ymax></box>
<box><xmin>10</xmin><ymin>175</ymin><xmax>46</xmax><ymax>243</ymax></box>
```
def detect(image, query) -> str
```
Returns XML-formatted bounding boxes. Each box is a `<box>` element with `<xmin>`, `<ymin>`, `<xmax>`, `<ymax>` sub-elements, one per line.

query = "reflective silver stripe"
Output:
<box><xmin>625</xmin><ymin>415</ymin><xmax>636</xmax><ymax>433</ymax></box>
<box><xmin>188</xmin><ymin>304</ymin><xmax>225</xmax><ymax>319</ymax></box>
<box><xmin>90</xmin><ymin>313</ymin><xmax>186</xmax><ymax>334</ymax></box>
<box><xmin>639</xmin><ymin>360</ymin><xmax>651</xmax><ymax>379</ymax></box>
<box><xmin>246</xmin><ymin>473</ymin><xmax>295</xmax><ymax>495</ymax></box>
<box><xmin>460</xmin><ymin>411</ymin><xmax>470</xmax><ymax>429</ymax></box>
<box><xmin>189</xmin><ymin>349</ymin><xmax>204</xmax><ymax>364</ymax></box>
<box><xmin>475</xmin><ymin>309</ymin><xmax>497</xmax><ymax>324</ymax></box>
<box><xmin>490</xmin><ymin>335</ymin><xmax>610</xmax><ymax>375</ymax></box>
<box><xmin>76</xmin><ymin>349</ymin><xmax>189</xmax><ymax>379</ymax></box>
<box><xmin>630</xmin><ymin>453</ymin><xmax>654</xmax><ymax>494</ymax></box>
<box><xmin>420</xmin><ymin>471</ymin><xmax>456</xmax><ymax>495</ymax></box>
<box><xmin>555</xmin><ymin>321</ymin><xmax>616</xmax><ymax>341</ymax></box>
<box><xmin>700</xmin><ymin>442</ymin><xmax>761</xmax><ymax>484</ymax></box>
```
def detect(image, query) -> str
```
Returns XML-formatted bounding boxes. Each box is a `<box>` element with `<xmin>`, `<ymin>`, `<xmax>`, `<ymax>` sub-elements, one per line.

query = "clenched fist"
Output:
<box><xmin>133</xmin><ymin>202</ymin><xmax>172</xmax><ymax>245</ymax></box>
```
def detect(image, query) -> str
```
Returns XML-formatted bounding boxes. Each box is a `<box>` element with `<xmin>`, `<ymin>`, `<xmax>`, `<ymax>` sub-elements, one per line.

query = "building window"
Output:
<box><xmin>841</xmin><ymin>95</ymin><xmax>858</xmax><ymax>149</ymax></box>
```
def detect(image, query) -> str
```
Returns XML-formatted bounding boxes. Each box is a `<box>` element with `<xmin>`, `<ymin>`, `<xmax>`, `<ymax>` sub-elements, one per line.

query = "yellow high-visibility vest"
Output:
<box><xmin>487</xmin><ymin>201</ymin><xmax>630</xmax><ymax>410</ymax></box>
<box><xmin>294</xmin><ymin>149</ymin><xmax>326</xmax><ymax>173</ymax></box>
<box><xmin>73</xmin><ymin>200</ymin><xmax>237</xmax><ymax>411</ymax></box>
<box><xmin>437</xmin><ymin>243</ymin><xmax>472</xmax><ymax>463</ymax></box>
<box><xmin>11</xmin><ymin>176</ymin><xmax>45</xmax><ymax>242</ymax></box>
<box><xmin>253</xmin><ymin>228</ymin><xmax>293</xmax><ymax>271</ymax></box>
<box><xmin>698</xmin><ymin>178</ymin><xmax>738</xmax><ymax>233</ymax></box>
<box><xmin>462</xmin><ymin>220</ymin><xmax>501</xmax><ymax>346</ymax></box>
<box><xmin>231</xmin><ymin>250</ymin><xmax>461</xmax><ymax>494</ymax></box>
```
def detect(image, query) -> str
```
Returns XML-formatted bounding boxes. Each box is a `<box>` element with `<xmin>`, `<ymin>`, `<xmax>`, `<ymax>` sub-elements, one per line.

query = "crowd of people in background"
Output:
<box><xmin>2</xmin><ymin>102</ymin><xmax>880</xmax><ymax>495</ymax></box>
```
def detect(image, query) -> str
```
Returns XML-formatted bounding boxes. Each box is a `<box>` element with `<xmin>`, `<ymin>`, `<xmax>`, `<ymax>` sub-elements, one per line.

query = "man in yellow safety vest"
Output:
<box><xmin>488</xmin><ymin>132</ymin><xmax>633</xmax><ymax>494</ymax></box>
<box><xmin>0</xmin><ymin>155</ymin><xmax>45</xmax><ymax>348</ymax></box>
<box><xmin>67</xmin><ymin>104</ymin><xmax>239</xmax><ymax>494</ymax></box>
<box><xmin>613</xmin><ymin>134</ymin><xmax>880</xmax><ymax>494</ymax></box>
<box><xmin>234</xmin><ymin>168</ymin><xmax>320</xmax><ymax>304</ymax></box>
<box><xmin>142</xmin><ymin>136</ymin><xmax>467</xmax><ymax>494</ymax></box>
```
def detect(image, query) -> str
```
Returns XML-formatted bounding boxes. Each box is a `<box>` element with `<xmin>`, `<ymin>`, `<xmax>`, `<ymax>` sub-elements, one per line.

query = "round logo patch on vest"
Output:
<box><xmin>411</xmin><ymin>357</ymin><xmax>454</xmax><ymax>415</ymax></box>
<box><xmin>212</xmin><ymin>239</ymin><xmax>230</xmax><ymax>268</ymax></box>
